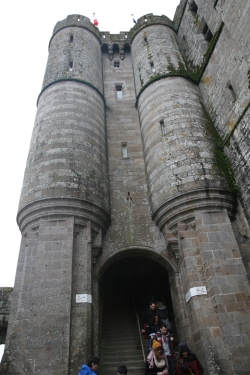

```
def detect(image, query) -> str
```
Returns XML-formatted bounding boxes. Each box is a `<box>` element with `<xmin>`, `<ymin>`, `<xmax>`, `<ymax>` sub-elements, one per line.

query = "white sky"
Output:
<box><xmin>0</xmin><ymin>0</ymin><xmax>180</xmax><ymax>286</ymax></box>
<box><xmin>1</xmin><ymin>0</ymin><xmax>181</xmax><ymax>362</ymax></box>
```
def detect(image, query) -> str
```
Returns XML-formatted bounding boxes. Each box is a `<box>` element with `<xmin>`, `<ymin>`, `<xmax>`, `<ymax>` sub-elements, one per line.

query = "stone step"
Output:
<box><xmin>100</xmin><ymin>367</ymin><xmax>144</xmax><ymax>375</ymax></box>
<box><xmin>101</xmin><ymin>353</ymin><xmax>144</xmax><ymax>362</ymax></box>
<box><xmin>102</xmin><ymin>337</ymin><xmax>140</xmax><ymax>344</ymax></box>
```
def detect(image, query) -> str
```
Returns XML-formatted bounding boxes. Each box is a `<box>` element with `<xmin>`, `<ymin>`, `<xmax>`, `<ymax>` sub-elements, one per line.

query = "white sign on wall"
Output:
<box><xmin>76</xmin><ymin>294</ymin><xmax>92</xmax><ymax>303</ymax></box>
<box><xmin>186</xmin><ymin>286</ymin><xmax>207</xmax><ymax>303</ymax></box>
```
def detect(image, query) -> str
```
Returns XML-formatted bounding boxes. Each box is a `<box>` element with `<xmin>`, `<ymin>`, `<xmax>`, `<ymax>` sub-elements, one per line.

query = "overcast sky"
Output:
<box><xmin>0</xmin><ymin>0</ymin><xmax>180</xmax><ymax>359</ymax></box>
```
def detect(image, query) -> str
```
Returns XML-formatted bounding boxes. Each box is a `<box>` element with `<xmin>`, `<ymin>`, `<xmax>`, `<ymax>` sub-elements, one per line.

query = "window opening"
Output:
<box><xmin>190</xmin><ymin>1</ymin><xmax>198</xmax><ymax>14</ymax></box>
<box><xmin>144</xmin><ymin>16</ymin><xmax>148</xmax><ymax>22</ymax></box>
<box><xmin>150</xmin><ymin>61</ymin><xmax>155</xmax><ymax>73</ymax></box>
<box><xmin>114</xmin><ymin>61</ymin><xmax>120</xmax><ymax>69</ymax></box>
<box><xmin>102</xmin><ymin>33</ymin><xmax>106</xmax><ymax>38</ymax></box>
<box><xmin>70</xmin><ymin>35</ymin><xmax>74</xmax><ymax>42</ymax></box>
<box><xmin>77</xmin><ymin>15</ymin><xmax>80</xmax><ymax>21</ymax></box>
<box><xmin>160</xmin><ymin>120</ymin><xmax>167</xmax><ymax>136</ymax></box>
<box><xmin>228</xmin><ymin>84</ymin><xmax>236</xmax><ymax>100</ymax></box>
<box><xmin>69</xmin><ymin>61</ymin><xmax>73</xmax><ymax>71</ymax></box>
<box><xmin>113</xmin><ymin>44</ymin><xmax>120</xmax><ymax>54</ymax></box>
<box><xmin>116</xmin><ymin>85</ymin><xmax>123</xmax><ymax>99</ymax></box>
<box><xmin>127</xmin><ymin>192</ymin><xmax>132</xmax><ymax>205</ymax></box>
<box><xmin>122</xmin><ymin>144</ymin><xmax>128</xmax><ymax>158</ymax></box>
<box><xmin>202</xmin><ymin>23</ymin><xmax>213</xmax><ymax>42</ymax></box>
<box><xmin>125</xmin><ymin>33</ymin><xmax>128</xmax><ymax>39</ymax></box>
<box><xmin>124</xmin><ymin>44</ymin><xmax>131</xmax><ymax>53</ymax></box>
<box><xmin>101</xmin><ymin>44</ymin><xmax>108</xmax><ymax>53</ymax></box>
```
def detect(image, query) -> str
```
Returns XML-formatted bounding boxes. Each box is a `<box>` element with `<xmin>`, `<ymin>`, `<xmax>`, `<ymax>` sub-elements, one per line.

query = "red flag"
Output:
<box><xmin>93</xmin><ymin>13</ymin><xmax>98</xmax><ymax>26</ymax></box>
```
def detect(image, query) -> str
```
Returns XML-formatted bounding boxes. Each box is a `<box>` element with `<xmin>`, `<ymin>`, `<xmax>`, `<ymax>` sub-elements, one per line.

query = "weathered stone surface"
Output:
<box><xmin>1</xmin><ymin>2</ymin><xmax>250</xmax><ymax>374</ymax></box>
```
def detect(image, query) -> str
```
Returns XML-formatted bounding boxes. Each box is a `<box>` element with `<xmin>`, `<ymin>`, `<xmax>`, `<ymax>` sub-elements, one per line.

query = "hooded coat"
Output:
<box><xmin>176</xmin><ymin>343</ymin><xmax>204</xmax><ymax>375</ymax></box>
<box><xmin>78</xmin><ymin>365</ymin><xmax>98</xmax><ymax>375</ymax></box>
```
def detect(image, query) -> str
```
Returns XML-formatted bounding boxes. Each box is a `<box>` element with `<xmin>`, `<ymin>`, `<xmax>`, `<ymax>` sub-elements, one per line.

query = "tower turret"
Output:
<box><xmin>130</xmin><ymin>14</ymin><xmax>235</xmax><ymax>230</ymax></box>
<box><xmin>2</xmin><ymin>15</ymin><xmax>110</xmax><ymax>375</ymax></box>
<box><xmin>18</xmin><ymin>14</ymin><xmax>110</xmax><ymax>233</ymax></box>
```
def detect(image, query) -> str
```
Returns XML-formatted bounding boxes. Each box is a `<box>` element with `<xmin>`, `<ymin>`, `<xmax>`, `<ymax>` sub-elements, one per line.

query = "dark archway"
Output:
<box><xmin>100</xmin><ymin>256</ymin><xmax>176</xmax><ymax>332</ymax></box>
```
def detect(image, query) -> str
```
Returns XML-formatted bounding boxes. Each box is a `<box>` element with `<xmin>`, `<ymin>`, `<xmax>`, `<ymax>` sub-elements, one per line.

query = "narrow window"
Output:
<box><xmin>116</xmin><ymin>85</ymin><xmax>123</xmax><ymax>99</ymax></box>
<box><xmin>160</xmin><ymin>120</ymin><xmax>167</xmax><ymax>136</ymax></box>
<box><xmin>77</xmin><ymin>15</ymin><xmax>80</xmax><ymax>21</ymax></box>
<box><xmin>70</xmin><ymin>35</ymin><xmax>74</xmax><ymax>42</ymax></box>
<box><xmin>202</xmin><ymin>23</ymin><xmax>213</xmax><ymax>42</ymax></box>
<box><xmin>150</xmin><ymin>61</ymin><xmax>155</xmax><ymax>73</ymax></box>
<box><xmin>228</xmin><ymin>83</ymin><xmax>236</xmax><ymax>100</ymax></box>
<box><xmin>124</xmin><ymin>44</ymin><xmax>131</xmax><ymax>53</ymax></box>
<box><xmin>190</xmin><ymin>1</ymin><xmax>198</xmax><ymax>14</ymax></box>
<box><xmin>144</xmin><ymin>16</ymin><xmax>147</xmax><ymax>22</ymax></box>
<box><xmin>127</xmin><ymin>192</ymin><xmax>132</xmax><ymax>205</ymax></box>
<box><xmin>69</xmin><ymin>61</ymin><xmax>73</xmax><ymax>72</ymax></box>
<box><xmin>125</xmin><ymin>32</ymin><xmax>128</xmax><ymax>39</ymax></box>
<box><xmin>122</xmin><ymin>144</ymin><xmax>128</xmax><ymax>158</ymax></box>
<box><xmin>114</xmin><ymin>61</ymin><xmax>120</xmax><ymax>69</ymax></box>
<box><xmin>102</xmin><ymin>33</ymin><xmax>105</xmax><ymax>38</ymax></box>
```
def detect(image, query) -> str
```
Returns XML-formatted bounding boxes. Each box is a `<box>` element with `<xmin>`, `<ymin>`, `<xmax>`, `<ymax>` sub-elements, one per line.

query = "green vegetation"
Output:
<box><xmin>135</xmin><ymin>22</ymin><xmax>224</xmax><ymax>106</ymax></box>
<box><xmin>202</xmin><ymin>104</ymin><xmax>238</xmax><ymax>193</ymax></box>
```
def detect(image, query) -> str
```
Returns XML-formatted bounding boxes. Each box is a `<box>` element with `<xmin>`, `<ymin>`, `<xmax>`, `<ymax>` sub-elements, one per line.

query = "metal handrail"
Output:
<box><xmin>133</xmin><ymin>298</ymin><xmax>146</xmax><ymax>362</ymax></box>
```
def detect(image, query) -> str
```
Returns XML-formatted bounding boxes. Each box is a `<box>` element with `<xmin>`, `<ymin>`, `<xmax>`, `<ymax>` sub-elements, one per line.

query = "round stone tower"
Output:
<box><xmin>130</xmin><ymin>14</ymin><xmax>235</xmax><ymax>231</ymax></box>
<box><xmin>17</xmin><ymin>14</ymin><xmax>110</xmax><ymax>233</ymax></box>
<box><xmin>1</xmin><ymin>15</ymin><xmax>110</xmax><ymax>375</ymax></box>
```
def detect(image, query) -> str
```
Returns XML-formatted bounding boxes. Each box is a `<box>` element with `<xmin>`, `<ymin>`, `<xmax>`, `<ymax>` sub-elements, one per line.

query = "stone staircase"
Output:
<box><xmin>100</xmin><ymin>289</ymin><xmax>146</xmax><ymax>375</ymax></box>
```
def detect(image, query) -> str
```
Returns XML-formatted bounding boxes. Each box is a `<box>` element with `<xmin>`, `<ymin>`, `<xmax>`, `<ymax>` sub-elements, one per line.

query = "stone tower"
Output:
<box><xmin>1</xmin><ymin>1</ymin><xmax>250</xmax><ymax>374</ymax></box>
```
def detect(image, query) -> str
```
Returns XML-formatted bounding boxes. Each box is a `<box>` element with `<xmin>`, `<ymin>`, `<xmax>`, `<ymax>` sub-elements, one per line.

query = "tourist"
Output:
<box><xmin>141</xmin><ymin>301</ymin><xmax>156</xmax><ymax>335</ymax></box>
<box><xmin>147</xmin><ymin>314</ymin><xmax>163</xmax><ymax>351</ymax></box>
<box><xmin>158</xmin><ymin>324</ymin><xmax>176</xmax><ymax>375</ymax></box>
<box><xmin>78</xmin><ymin>357</ymin><xmax>99</xmax><ymax>375</ymax></box>
<box><xmin>118</xmin><ymin>365</ymin><xmax>128</xmax><ymax>374</ymax></box>
<box><xmin>176</xmin><ymin>343</ymin><xmax>204</xmax><ymax>375</ymax></box>
<box><xmin>156</xmin><ymin>301</ymin><xmax>172</xmax><ymax>331</ymax></box>
<box><xmin>145</xmin><ymin>340</ymin><xmax>169</xmax><ymax>375</ymax></box>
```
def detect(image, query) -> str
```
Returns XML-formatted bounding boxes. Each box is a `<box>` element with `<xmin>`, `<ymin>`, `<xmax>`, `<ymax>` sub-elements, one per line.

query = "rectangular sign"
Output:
<box><xmin>76</xmin><ymin>294</ymin><xmax>92</xmax><ymax>303</ymax></box>
<box><xmin>186</xmin><ymin>286</ymin><xmax>207</xmax><ymax>303</ymax></box>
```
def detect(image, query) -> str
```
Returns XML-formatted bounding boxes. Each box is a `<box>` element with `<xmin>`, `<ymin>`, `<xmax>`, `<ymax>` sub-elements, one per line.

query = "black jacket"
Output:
<box><xmin>141</xmin><ymin>308</ymin><xmax>156</xmax><ymax>329</ymax></box>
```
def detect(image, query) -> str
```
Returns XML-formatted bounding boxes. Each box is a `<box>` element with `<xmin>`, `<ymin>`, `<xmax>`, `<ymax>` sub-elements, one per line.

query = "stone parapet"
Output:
<box><xmin>43</xmin><ymin>17</ymin><xmax>103</xmax><ymax>94</ymax></box>
<box><xmin>129</xmin><ymin>14</ymin><xmax>174</xmax><ymax>42</ymax></box>
<box><xmin>51</xmin><ymin>14</ymin><xmax>101</xmax><ymax>45</ymax></box>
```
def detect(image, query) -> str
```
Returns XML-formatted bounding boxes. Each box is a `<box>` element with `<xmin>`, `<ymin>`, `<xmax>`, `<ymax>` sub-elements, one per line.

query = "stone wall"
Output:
<box><xmin>177</xmin><ymin>0</ymin><xmax>250</xmax><ymax>220</ymax></box>
<box><xmin>0</xmin><ymin>288</ymin><xmax>12</xmax><ymax>345</ymax></box>
<box><xmin>1</xmin><ymin>2</ymin><xmax>250</xmax><ymax>375</ymax></box>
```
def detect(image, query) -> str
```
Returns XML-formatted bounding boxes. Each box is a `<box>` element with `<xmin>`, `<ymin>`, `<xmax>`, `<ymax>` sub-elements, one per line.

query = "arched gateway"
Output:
<box><xmin>1</xmin><ymin>4</ymin><xmax>250</xmax><ymax>375</ymax></box>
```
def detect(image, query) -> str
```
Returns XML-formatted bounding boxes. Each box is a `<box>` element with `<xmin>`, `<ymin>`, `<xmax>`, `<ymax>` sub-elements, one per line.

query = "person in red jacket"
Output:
<box><xmin>176</xmin><ymin>343</ymin><xmax>204</xmax><ymax>375</ymax></box>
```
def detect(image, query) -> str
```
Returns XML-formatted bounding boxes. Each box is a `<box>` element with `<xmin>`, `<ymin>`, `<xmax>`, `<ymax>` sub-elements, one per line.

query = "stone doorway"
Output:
<box><xmin>100</xmin><ymin>255</ymin><xmax>177</xmax><ymax>335</ymax></box>
<box><xmin>99</xmin><ymin>256</ymin><xmax>178</xmax><ymax>374</ymax></box>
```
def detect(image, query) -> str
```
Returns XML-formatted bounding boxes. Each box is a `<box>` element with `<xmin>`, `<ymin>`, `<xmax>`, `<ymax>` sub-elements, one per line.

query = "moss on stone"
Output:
<box><xmin>201</xmin><ymin>104</ymin><xmax>238</xmax><ymax>193</ymax></box>
<box><xmin>135</xmin><ymin>22</ymin><xmax>224</xmax><ymax>106</ymax></box>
